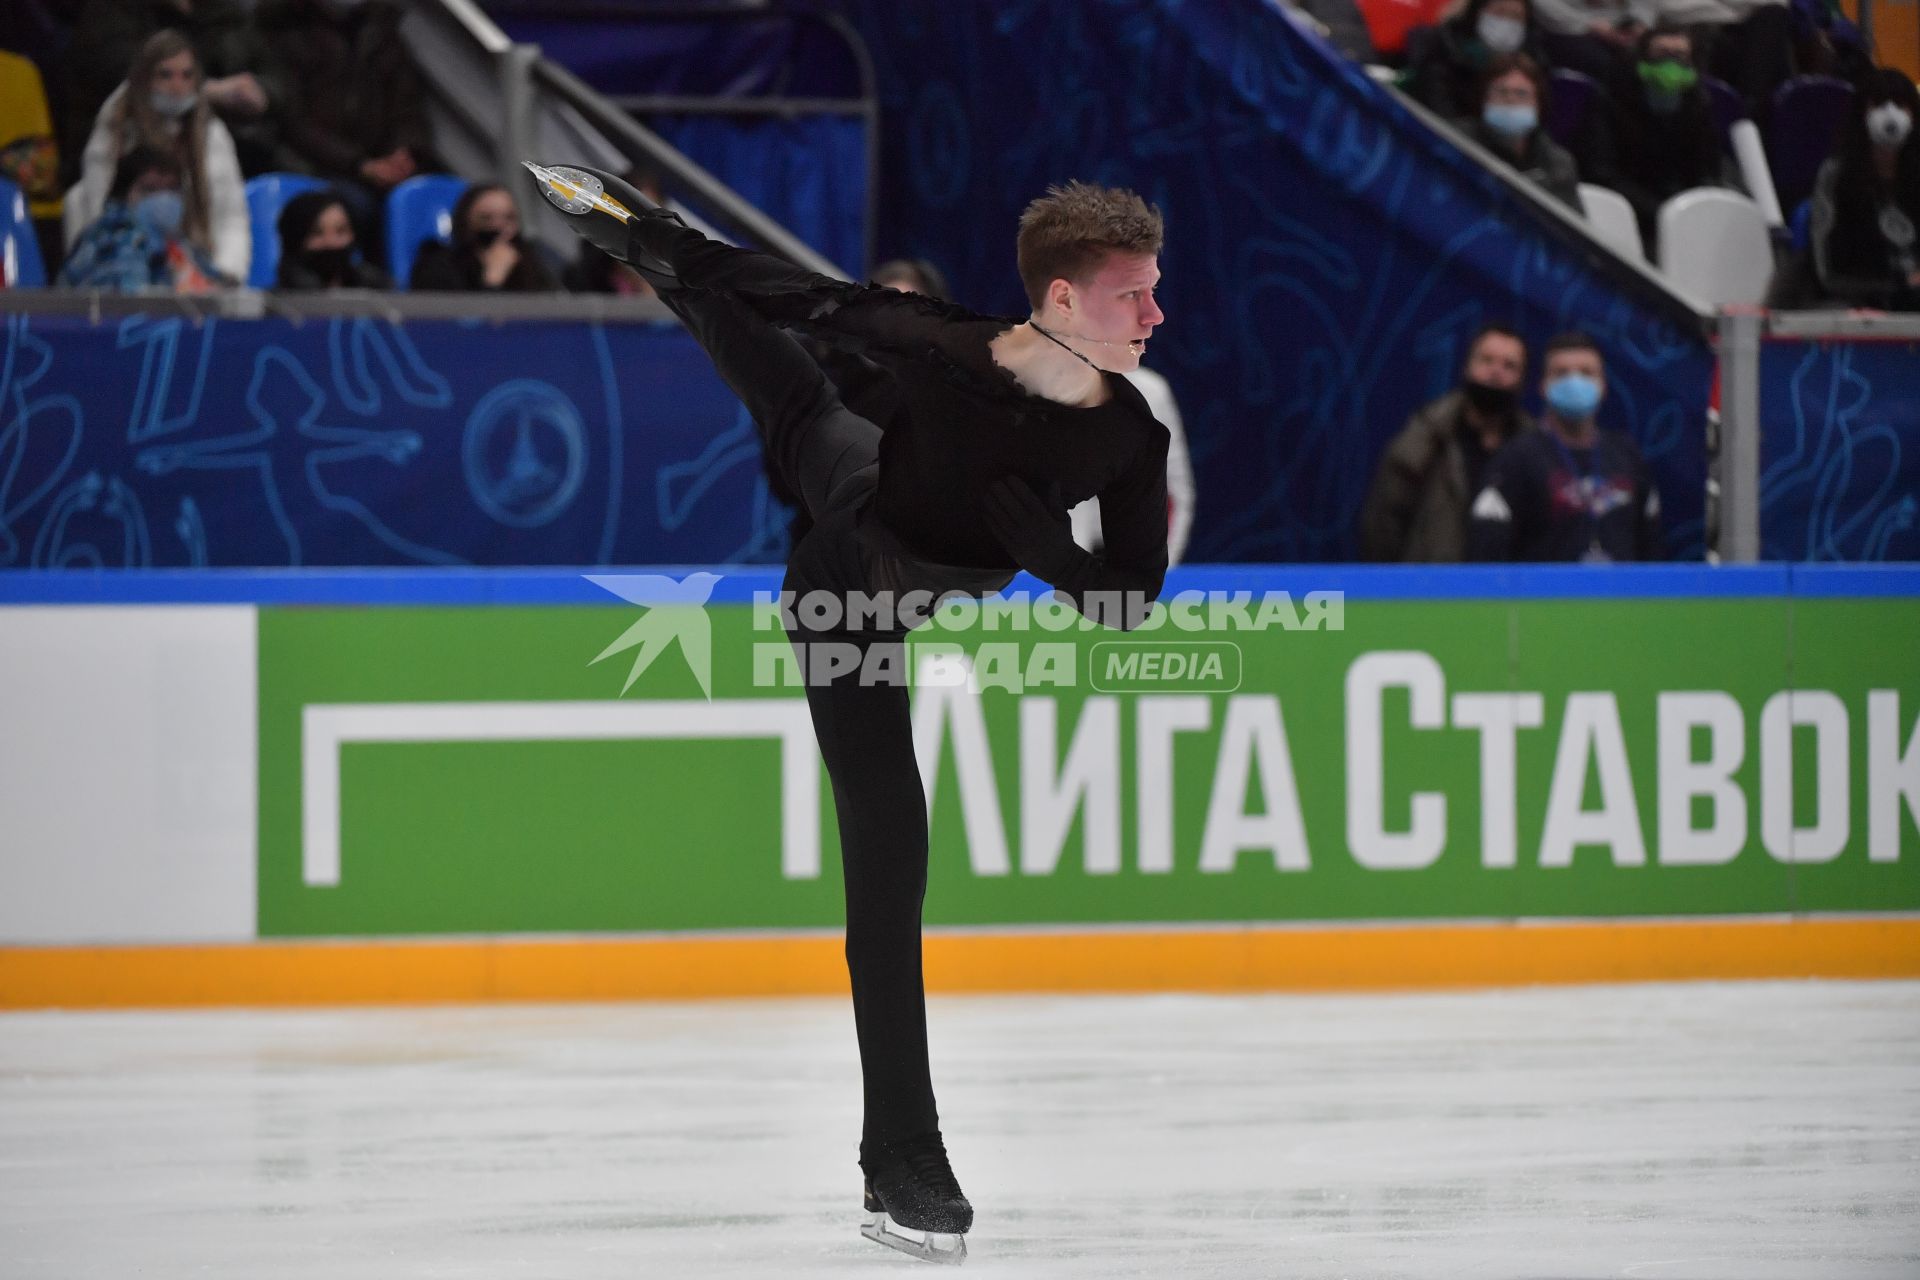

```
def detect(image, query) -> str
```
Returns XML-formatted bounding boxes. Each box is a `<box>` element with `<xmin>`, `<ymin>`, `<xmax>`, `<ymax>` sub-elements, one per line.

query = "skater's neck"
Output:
<box><xmin>991</xmin><ymin>323</ymin><xmax>1112</xmax><ymax>408</ymax></box>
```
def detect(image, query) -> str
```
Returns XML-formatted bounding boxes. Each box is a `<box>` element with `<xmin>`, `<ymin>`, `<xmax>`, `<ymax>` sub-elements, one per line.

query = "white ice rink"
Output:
<box><xmin>2</xmin><ymin>981</ymin><xmax>1916</xmax><ymax>1279</ymax></box>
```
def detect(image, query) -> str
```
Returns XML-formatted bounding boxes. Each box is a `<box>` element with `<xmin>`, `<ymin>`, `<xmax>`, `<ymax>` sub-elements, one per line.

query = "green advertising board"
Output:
<box><xmin>255</xmin><ymin>570</ymin><xmax>1920</xmax><ymax>938</ymax></box>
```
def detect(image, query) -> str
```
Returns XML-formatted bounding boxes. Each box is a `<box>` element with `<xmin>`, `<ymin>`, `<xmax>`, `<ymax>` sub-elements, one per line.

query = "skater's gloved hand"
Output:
<box><xmin>982</xmin><ymin>475</ymin><xmax>1085</xmax><ymax>585</ymax></box>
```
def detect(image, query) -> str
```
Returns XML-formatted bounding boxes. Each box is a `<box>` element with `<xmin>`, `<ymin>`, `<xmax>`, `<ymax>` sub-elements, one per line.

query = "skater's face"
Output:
<box><xmin>1059</xmin><ymin>252</ymin><xmax>1163</xmax><ymax>371</ymax></box>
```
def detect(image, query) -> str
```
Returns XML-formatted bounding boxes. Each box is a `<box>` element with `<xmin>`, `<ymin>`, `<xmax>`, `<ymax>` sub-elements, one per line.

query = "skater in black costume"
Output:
<box><xmin>528</xmin><ymin>163</ymin><xmax>1171</xmax><ymax>1264</ymax></box>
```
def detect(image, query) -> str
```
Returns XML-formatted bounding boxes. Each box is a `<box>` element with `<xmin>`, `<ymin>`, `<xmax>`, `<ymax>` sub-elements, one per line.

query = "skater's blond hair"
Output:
<box><xmin>1016</xmin><ymin>181</ymin><xmax>1163</xmax><ymax>310</ymax></box>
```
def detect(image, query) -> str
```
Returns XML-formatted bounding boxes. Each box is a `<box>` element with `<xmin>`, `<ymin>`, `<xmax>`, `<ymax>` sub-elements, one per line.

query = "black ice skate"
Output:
<box><xmin>521</xmin><ymin>160</ymin><xmax>685</xmax><ymax>290</ymax></box>
<box><xmin>859</xmin><ymin>1132</ymin><xmax>972</xmax><ymax>1265</ymax></box>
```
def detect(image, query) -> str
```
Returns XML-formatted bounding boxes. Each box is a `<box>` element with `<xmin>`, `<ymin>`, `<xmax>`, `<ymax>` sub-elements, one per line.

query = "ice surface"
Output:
<box><xmin>2</xmin><ymin>981</ymin><xmax>1916</xmax><ymax>1278</ymax></box>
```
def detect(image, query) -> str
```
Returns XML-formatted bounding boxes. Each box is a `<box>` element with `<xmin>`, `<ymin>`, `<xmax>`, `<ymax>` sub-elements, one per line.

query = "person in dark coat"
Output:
<box><xmin>1808</xmin><ymin>66</ymin><xmax>1920</xmax><ymax>311</ymax></box>
<box><xmin>273</xmin><ymin>188</ymin><xmax>391</xmax><ymax>290</ymax></box>
<box><xmin>1470</xmin><ymin>53</ymin><xmax>1584</xmax><ymax>210</ymax></box>
<box><xmin>1585</xmin><ymin>25</ymin><xmax>1728</xmax><ymax>249</ymax></box>
<box><xmin>410</xmin><ymin>183</ymin><xmax>562</xmax><ymax>293</ymax></box>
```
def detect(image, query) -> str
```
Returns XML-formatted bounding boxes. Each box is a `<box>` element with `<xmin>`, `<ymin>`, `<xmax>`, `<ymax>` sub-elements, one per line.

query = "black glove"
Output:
<box><xmin>981</xmin><ymin>476</ymin><xmax>1085</xmax><ymax>585</ymax></box>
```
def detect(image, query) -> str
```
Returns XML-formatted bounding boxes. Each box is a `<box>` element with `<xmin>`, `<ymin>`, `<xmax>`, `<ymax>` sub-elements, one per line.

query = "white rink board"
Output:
<box><xmin>1</xmin><ymin>981</ymin><xmax>1915</xmax><ymax>1278</ymax></box>
<box><xmin>0</xmin><ymin>606</ymin><xmax>256</xmax><ymax>943</ymax></box>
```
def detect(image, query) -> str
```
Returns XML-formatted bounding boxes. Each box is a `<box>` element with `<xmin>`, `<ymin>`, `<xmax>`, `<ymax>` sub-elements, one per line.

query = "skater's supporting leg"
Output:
<box><xmin>782</xmin><ymin>611</ymin><xmax>940</xmax><ymax>1157</ymax></box>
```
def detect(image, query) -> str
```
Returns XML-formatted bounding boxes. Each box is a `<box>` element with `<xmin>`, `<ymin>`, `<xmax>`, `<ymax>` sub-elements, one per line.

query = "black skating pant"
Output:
<box><xmin>651</xmin><ymin>266</ymin><xmax>1004</xmax><ymax>1172</ymax></box>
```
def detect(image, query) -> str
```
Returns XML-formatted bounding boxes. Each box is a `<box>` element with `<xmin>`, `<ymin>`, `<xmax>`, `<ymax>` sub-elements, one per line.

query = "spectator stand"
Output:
<box><xmin>386</xmin><ymin>174</ymin><xmax>469</xmax><ymax>290</ymax></box>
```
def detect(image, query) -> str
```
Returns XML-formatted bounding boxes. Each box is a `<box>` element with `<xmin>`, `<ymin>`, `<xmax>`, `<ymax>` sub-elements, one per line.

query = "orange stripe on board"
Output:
<box><xmin>2</xmin><ymin>918</ymin><xmax>1917</xmax><ymax>1010</ymax></box>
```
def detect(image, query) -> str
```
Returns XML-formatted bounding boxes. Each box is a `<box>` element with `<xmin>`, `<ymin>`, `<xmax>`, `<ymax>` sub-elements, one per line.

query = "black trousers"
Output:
<box><xmin>655</xmin><ymin>273</ymin><xmax>1006</xmax><ymax>1169</ymax></box>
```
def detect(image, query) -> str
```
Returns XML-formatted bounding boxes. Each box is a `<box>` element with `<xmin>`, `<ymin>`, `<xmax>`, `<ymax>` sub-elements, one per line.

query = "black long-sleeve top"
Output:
<box><xmin>751</xmin><ymin>284</ymin><xmax>1174</xmax><ymax>623</ymax></box>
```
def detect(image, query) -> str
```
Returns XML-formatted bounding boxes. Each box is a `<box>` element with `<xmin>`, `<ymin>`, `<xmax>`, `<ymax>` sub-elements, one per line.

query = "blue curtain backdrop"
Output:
<box><xmin>0</xmin><ymin>313</ymin><xmax>789</xmax><ymax>569</ymax></box>
<box><xmin>843</xmin><ymin>0</ymin><xmax>1715</xmax><ymax>560</ymax></box>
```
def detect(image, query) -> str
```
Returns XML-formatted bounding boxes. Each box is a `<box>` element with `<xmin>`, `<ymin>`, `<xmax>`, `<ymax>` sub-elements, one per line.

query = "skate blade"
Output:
<box><xmin>860</xmin><ymin>1211</ymin><xmax>967</xmax><ymax>1266</ymax></box>
<box><xmin>522</xmin><ymin>161</ymin><xmax>633</xmax><ymax>222</ymax></box>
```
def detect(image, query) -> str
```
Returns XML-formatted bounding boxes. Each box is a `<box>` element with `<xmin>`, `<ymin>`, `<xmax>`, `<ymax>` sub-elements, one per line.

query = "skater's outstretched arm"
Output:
<box><xmin>982</xmin><ymin>428</ymin><xmax>1171</xmax><ymax>631</ymax></box>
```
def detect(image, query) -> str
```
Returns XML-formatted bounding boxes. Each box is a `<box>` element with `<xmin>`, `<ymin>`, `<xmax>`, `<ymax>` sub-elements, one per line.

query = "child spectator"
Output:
<box><xmin>58</xmin><ymin>146</ymin><xmax>220</xmax><ymax>292</ymax></box>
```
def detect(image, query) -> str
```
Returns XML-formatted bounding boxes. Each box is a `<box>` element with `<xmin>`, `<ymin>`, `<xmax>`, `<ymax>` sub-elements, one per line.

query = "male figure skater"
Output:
<box><xmin>529</xmin><ymin>163</ymin><xmax>1170</xmax><ymax>1263</ymax></box>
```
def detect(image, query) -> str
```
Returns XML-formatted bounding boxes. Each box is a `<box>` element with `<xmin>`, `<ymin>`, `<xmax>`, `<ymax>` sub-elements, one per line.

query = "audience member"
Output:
<box><xmin>1405</xmin><ymin>0</ymin><xmax>1550</xmax><ymax>122</ymax></box>
<box><xmin>1468</xmin><ymin>331</ymin><xmax>1663</xmax><ymax>561</ymax></box>
<box><xmin>1471</xmin><ymin>55</ymin><xmax>1583</xmax><ymax>209</ymax></box>
<box><xmin>1361</xmin><ymin>324</ymin><xmax>1534</xmax><ymax>562</ymax></box>
<box><xmin>1648</xmin><ymin>0</ymin><xmax>1793</xmax><ymax>115</ymax></box>
<box><xmin>273</xmin><ymin>188</ymin><xmax>391</xmax><ymax>290</ymax></box>
<box><xmin>57</xmin><ymin>145</ymin><xmax>220</xmax><ymax>292</ymax></box>
<box><xmin>1586</xmin><ymin>26</ymin><xmax>1729</xmax><ymax>248</ymax></box>
<box><xmin>409</xmin><ymin>184</ymin><xmax>561</xmax><ymax>293</ymax></box>
<box><xmin>67</xmin><ymin>31</ymin><xmax>247</xmax><ymax>284</ymax></box>
<box><xmin>1529</xmin><ymin>0</ymin><xmax>1650</xmax><ymax>88</ymax></box>
<box><xmin>256</xmin><ymin>0</ymin><xmax>433</xmax><ymax>238</ymax></box>
<box><xmin>1808</xmin><ymin>67</ymin><xmax>1920</xmax><ymax>311</ymax></box>
<box><xmin>65</xmin><ymin>0</ymin><xmax>286</xmax><ymax>178</ymax></box>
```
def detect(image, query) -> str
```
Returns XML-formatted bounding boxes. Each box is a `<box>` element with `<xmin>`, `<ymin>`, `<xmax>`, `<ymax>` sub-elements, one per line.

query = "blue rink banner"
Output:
<box><xmin>0</xmin><ymin>312</ymin><xmax>793</xmax><ymax>569</ymax></box>
<box><xmin>1760</xmin><ymin>337</ymin><xmax>1920</xmax><ymax>562</ymax></box>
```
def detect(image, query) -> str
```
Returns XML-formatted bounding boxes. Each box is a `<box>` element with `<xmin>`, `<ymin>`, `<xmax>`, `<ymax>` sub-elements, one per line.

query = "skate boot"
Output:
<box><xmin>521</xmin><ymin>160</ymin><xmax>686</xmax><ymax>290</ymax></box>
<box><xmin>859</xmin><ymin>1131</ymin><xmax>971</xmax><ymax>1265</ymax></box>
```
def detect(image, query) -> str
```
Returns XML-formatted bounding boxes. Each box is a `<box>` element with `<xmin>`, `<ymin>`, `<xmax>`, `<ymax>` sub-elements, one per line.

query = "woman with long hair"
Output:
<box><xmin>1810</xmin><ymin>67</ymin><xmax>1920</xmax><ymax>310</ymax></box>
<box><xmin>66</xmin><ymin>30</ymin><xmax>249</xmax><ymax>284</ymax></box>
<box><xmin>409</xmin><ymin>183</ymin><xmax>561</xmax><ymax>292</ymax></box>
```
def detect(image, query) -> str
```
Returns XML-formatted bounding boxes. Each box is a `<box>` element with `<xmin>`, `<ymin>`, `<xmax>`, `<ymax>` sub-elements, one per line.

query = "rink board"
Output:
<box><xmin>3</xmin><ymin>565</ymin><xmax>1919</xmax><ymax>1005</ymax></box>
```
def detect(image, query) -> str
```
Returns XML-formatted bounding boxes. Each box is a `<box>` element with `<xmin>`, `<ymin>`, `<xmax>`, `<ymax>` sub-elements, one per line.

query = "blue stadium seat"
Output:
<box><xmin>1</xmin><ymin>178</ymin><xmax>47</xmax><ymax>287</ymax></box>
<box><xmin>244</xmin><ymin>172</ymin><xmax>328</xmax><ymax>289</ymax></box>
<box><xmin>385</xmin><ymin>174</ymin><xmax>468</xmax><ymax>290</ymax></box>
<box><xmin>1790</xmin><ymin>197</ymin><xmax>1813</xmax><ymax>252</ymax></box>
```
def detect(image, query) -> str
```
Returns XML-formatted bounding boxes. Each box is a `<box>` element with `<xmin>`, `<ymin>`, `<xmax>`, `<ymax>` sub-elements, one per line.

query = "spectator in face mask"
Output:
<box><xmin>58</xmin><ymin>146</ymin><xmax>221</xmax><ymax>292</ymax></box>
<box><xmin>409</xmin><ymin>183</ymin><xmax>563</xmax><ymax>293</ymax></box>
<box><xmin>1360</xmin><ymin>324</ymin><xmax>1535</xmax><ymax>562</ymax></box>
<box><xmin>1586</xmin><ymin>26</ymin><xmax>1728</xmax><ymax>251</ymax></box>
<box><xmin>1471</xmin><ymin>54</ymin><xmax>1583</xmax><ymax>210</ymax></box>
<box><xmin>1467</xmin><ymin>331</ymin><xmax>1663</xmax><ymax>562</ymax></box>
<box><xmin>273</xmin><ymin>189</ymin><xmax>391</xmax><ymax>290</ymax></box>
<box><xmin>66</xmin><ymin>30</ymin><xmax>249</xmax><ymax>283</ymax></box>
<box><xmin>1809</xmin><ymin>67</ymin><xmax>1920</xmax><ymax>312</ymax></box>
<box><xmin>1405</xmin><ymin>0</ymin><xmax>1550</xmax><ymax>122</ymax></box>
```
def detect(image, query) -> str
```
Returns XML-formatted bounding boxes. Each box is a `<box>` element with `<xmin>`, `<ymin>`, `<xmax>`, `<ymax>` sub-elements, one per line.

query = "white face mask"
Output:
<box><xmin>1477</xmin><ymin>12</ymin><xmax>1526</xmax><ymax>53</ymax></box>
<box><xmin>149</xmin><ymin>89</ymin><xmax>198</xmax><ymax>119</ymax></box>
<box><xmin>1866</xmin><ymin>103</ymin><xmax>1913</xmax><ymax>149</ymax></box>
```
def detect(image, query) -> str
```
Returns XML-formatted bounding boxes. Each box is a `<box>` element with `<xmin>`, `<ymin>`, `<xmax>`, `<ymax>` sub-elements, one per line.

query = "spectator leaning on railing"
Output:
<box><xmin>1361</xmin><ymin>323</ymin><xmax>1534</xmax><ymax>562</ymax></box>
<box><xmin>1467</xmin><ymin>331</ymin><xmax>1663</xmax><ymax>562</ymax></box>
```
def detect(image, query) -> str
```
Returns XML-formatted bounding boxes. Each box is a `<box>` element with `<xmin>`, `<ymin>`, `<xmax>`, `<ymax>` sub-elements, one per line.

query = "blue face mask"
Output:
<box><xmin>1545</xmin><ymin>372</ymin><xmax>1603</xmax><ymax>419</ymax></box>
<box><xmin>1483</xmin><ymin>103</ymin><xmax>1538</xmax><ymax>137</ymax></box>
<box><xmin>133</xmin><ymin>190</ymin><xmax>185</xmax><ymax>237</ymax></box>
